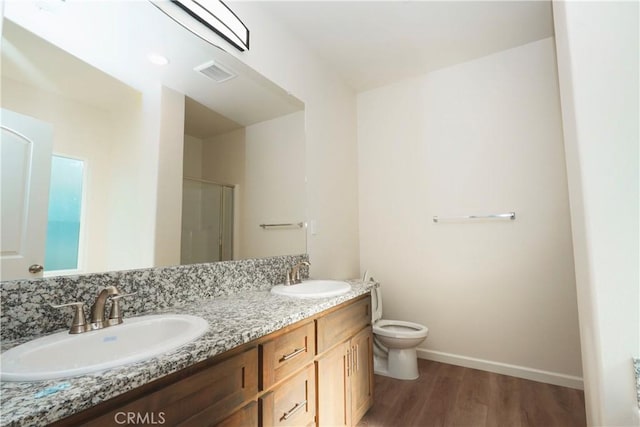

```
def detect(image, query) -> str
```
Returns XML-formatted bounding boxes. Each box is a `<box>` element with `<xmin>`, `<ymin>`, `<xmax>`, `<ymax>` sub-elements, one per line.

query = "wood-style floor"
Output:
<box><xmin>357</xmin><ymin>359</ymin><xmax>586</xmax><ymax>427</ymax></box>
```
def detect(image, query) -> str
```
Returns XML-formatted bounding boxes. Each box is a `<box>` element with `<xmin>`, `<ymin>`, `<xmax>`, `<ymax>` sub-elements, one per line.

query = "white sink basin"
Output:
<box><xmin>0</xmin><ymin>314</ymin><xmax>209</xmax><ymax>382</ymax></box>
<box><xmin>271</xmin><ymin>280</ymin><xmax>351</xmax><ymax>298</ymax></box>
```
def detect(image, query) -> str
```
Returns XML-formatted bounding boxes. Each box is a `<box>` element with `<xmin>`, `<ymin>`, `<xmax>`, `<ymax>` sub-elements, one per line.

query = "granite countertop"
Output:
<box><xmin>0</xmin><ymin>280</ymin><xmax>375</xmax><ymax>427</ymax></box>
<box><xmin>634</xmin><ymin>357</ymin><xmax>640</xmax><ymax>410</ymax></box>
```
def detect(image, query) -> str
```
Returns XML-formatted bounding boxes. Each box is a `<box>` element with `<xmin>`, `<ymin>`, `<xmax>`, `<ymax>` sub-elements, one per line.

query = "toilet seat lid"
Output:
<box><xmin>371</xmin><ymin>286</ymin><xmax>383</xmax><ymax>323</ymax></box>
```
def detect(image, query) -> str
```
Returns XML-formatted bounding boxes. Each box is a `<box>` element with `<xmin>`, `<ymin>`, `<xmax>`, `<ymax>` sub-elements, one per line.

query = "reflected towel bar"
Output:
<box><xmin>432</xmin><ymin>212</ymin><xmax>516</xmax><ymax>223</ymax></box>
<box><xmin>259</xmin><ymin>222</ymin><xmax>304</xmax><ymax>229</ymax></box>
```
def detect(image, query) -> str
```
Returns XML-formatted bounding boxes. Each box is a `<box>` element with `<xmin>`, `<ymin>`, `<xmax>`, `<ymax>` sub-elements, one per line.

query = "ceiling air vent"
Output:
<box><xmin>194</xmin><ymin>60</ymin><xmax>237</xmax><ymax>83</ymax></box>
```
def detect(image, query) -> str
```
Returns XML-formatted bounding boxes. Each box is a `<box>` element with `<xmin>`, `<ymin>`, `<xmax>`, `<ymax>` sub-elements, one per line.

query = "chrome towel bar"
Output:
<box><xmin>259</xmin><ymin>222</ymin><xmax>304</xmax><ymax>229</ymax></box>
<box><xmin>433</xmin><ymin>212</ymin><xmax>516</xmax><ymax>223</ymax></box>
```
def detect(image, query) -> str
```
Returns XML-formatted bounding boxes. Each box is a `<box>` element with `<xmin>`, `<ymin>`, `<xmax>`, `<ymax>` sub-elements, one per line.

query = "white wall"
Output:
<box><xmin>358</xmin><ymin>38</ymin><xmax>583</xmax><ymax>387</ymax></box>
<box><xmin>224</xmin><ymin>3</ymin><xmax>360</xmax><ymax>279</ymax></box>
<box><xmin>242</xmin><ymin>111</ymin><xmax>306</xmax><ymax>259</ymax></box>
<box><xmin>553</xmin><ymin>1</ymin><xmax>639</xmax><ymax>425</ymax></box>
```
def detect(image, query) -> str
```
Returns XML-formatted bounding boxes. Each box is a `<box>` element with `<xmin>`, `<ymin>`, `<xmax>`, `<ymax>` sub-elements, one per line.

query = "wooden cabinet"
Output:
<box><xmin>349</xmin><ymin>326</ymin><xmax>374</xmax><ymax>424</ymax></box>
<box><xmin>316</xmin><ymin>326</ymin><xmax>373</xmax><ymax>427</ymax></box>
<box><xmin>316</xmin><ymin>296</ymin><xmax>371</xmax><ymax>354</ymax></box>
<box><xmin>213</xmin><ymin>401</ymin><xmax>259</xmax><ymax>427</ymax></box>
<box><xmin>316</xmin><ymin>341</ymin><xmax>350</xmax><ymax>426</ymax></box>
<box><xmin>260</xmin><ymin>321</ymin><xmax>317</xmax><ymax>427</ymax></box>
<box><xmin>56</xmin><ymin>347</ymin><xmax>259</xmax><ymax>427</ymax></box>
<box><xmin>52</xmin><ymin>295</ymin><xmax>373</xmax><ymax>427</ymax></box>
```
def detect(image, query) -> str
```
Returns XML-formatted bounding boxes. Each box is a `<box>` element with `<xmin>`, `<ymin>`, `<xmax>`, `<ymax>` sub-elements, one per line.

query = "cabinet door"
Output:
<box><xmin>350</xmin><ymin>327</ymin><xmax>374</xmax><ymax>425</ymax></box>
<box><xmin>316</xmin><ymin>341</ymin><xmax>350</xmax><ymax>427</ymax></box>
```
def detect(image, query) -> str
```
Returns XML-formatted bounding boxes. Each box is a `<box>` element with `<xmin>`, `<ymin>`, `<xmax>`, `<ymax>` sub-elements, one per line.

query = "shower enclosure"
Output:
<box><xmin>181</xmin><ymin>178</ymin><xmax>233</xmax><ymax>264</ymax></box>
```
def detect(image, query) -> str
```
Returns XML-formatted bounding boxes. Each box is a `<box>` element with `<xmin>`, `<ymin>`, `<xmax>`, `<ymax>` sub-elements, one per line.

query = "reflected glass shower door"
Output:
<box><xmin>181</xmin><ymin>178</ymin><xmax>233</xmax><ymax>264</ymax></box>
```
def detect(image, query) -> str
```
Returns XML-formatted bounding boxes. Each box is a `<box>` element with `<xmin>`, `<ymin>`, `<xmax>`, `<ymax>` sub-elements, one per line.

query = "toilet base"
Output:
<box><xmin>373</xmin><ymin>348</ymin><xmax>419</xmax><ymax>380</ymax></box>
<box><xmin>373</xmin><ymin>353</ymin><xmax>390</xmax><ymax>377</ymax></box>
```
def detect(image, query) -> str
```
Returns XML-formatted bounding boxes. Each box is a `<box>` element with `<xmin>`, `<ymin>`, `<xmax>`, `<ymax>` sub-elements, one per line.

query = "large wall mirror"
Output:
<box><xmin>1</xmin><ymin>1</ymin><xmax>306</xmax><ymax>281</ymax></box>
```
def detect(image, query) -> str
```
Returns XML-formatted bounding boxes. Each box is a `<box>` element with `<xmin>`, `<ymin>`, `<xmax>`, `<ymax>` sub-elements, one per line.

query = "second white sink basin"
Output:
<box><xmin>0</xmin><ymin>314</ymin><xmax>209</xmax><ymax>382</ymax></box>
<box><xmin>271</xmin><ymin>280</ymin><xmax>351</xmax><ymax>298</ymax></box>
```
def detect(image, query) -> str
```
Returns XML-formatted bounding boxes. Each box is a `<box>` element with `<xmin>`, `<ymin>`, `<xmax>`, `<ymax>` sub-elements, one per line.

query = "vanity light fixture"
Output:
<box><xmin>150</xmin><ymin>0</ymin><xmax>249</xmax><ymax>52</ymax></box>
<box><xmin>147</xmin><ymin>53</ymin><xmax>170</xmax><ymax>65</ymax></box>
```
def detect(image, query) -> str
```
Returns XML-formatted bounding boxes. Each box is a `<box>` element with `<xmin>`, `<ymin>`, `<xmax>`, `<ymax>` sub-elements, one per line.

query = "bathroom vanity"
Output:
<box><xmin>0</xmin><ymin>264</ymin><xmax>376</xmax><ymax>427</ymax></box>
<box><xmin>51</xmin><ymin>295</ymin><xmax>373</xmax><ymax>427</ymax></box>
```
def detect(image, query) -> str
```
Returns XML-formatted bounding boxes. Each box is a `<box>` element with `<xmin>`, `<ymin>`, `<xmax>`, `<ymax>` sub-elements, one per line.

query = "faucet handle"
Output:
<box><xmin>50</xmin><ymin>302</ymin><xmax>88</xmax><ymax>334</ymax></box>
<box><xmin>107</xmin><ymin>292</ymin><xmax>137</xmax><ymax>325</ymax></box>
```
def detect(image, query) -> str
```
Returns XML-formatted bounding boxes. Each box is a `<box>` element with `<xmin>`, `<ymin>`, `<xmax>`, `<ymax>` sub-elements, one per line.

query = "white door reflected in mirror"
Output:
<box><xmin>0</xmin><ymin>109</ymin><xmax>53</xmax><ymax>280</ymax></box>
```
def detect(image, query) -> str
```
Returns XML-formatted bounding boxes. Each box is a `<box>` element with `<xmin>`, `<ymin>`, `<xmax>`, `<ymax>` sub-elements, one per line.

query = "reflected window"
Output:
<box><xmin>45</xmin><ymin>155</ymin><xmax>84</xmax><ymax>272</ymax></box>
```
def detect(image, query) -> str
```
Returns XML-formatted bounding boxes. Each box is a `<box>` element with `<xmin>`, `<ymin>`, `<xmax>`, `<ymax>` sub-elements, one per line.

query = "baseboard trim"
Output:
<box><xmin>416</xmin><ymin>348</ymin><xmax>584</xmax><ymax>390</ymax></box>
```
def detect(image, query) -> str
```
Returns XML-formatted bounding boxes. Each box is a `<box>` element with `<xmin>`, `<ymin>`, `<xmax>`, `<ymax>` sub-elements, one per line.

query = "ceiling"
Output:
<box><xmin>1</xmin><ymin>19</ymin><xmax>140</xmax><ymax>112</ymax></box>
<box><xmin>184</xmin><ymin>97</ymin><xmax>243</xmax><ymax>139</ymax></box>
<box><xmin>256</xmin><ymin>1</ymin><xmax>555</xmax><ymax>92</ymax></box>
<box><xmin>2</xmin><ymin>0</ymin><xmax>303</xmax><ymax>128</ymax></box>
<box><xmin>2</xmin><ymin>21</ymin><xmax>242</xmax><ymax>139</ymax></box>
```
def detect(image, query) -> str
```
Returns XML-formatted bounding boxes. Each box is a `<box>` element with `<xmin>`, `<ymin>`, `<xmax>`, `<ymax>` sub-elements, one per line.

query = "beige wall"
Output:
<box><xmin>102</xmin><ymin>83</ymin><xmax>159</xmax><ymax>272</ymax></box>
<box><xmin>201</xmin><ymin>128</ymin><xmax>246</xmax><ymax>259</ymax></box>
<box><xmin>241</xmin><ymin>111</ymin><xmax>306</xmax><ymax>259</ymax></box>
<box><xmin>553</xmin><ymin>2</ymin><xmax>639</xmax><ymax>425</ymax></box>
<box><xmin>225</xmin><ymin>3</ymin><xmax>360</xmax><ymax>279</ymax></box>
<box><xmin>190</xmin><ymin>112</ymin><xmax>305</xmax><ymax>260</ymax></box>
<box><xmin>183</xmin><ymin>134</ymin><xmax>204</xmax><ymax>179</ymax></box>
<box><xmin>2</xmin><ymin>77</ymin><xmax>117</xmax><ymax>273</ymax></box>
<box><xmin>357</xmin><ymin>38</ymin><xmax>583</xmax><ymax>386</ymax></box>
<box><xmin>201</xmin><ymin>129</ymin><xmax>246</xmax><ymax>186</ymax></box>
<box><xmin>154</xmin><ymin>87</ymin><xmax>185</xmax><ymax>267</ymax></box>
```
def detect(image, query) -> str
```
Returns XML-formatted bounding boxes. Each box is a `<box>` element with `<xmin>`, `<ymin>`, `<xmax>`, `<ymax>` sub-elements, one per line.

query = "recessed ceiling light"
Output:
<box><xmin>147</xmin><ymin>53</ymin><xmax>169</xmax><ymax>66</ymax></box>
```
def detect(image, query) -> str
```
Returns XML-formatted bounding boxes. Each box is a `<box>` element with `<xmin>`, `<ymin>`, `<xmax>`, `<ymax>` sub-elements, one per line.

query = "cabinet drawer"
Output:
<box><xmin>260</xmin><ymin>321</ymin><xmax>315</xmax><ymax>390</ymax></box>
<box><xmin>84</xmin><ymin>347</ymin><xmax>258</xmax><ymax>426</ymax></box>
<box><xmin>184</xmin><ymin>400</ymin><xmax>257</xmax><ymax>427</ymax></box>
<box><xmin>316</xmin><ymin>295</ymin><xmax>371</xmax><ymax>354</ymax></box>
<box><xmin>260</xmin><ymin>364</ymin><xmax>316</xmax><ymax>427</ymax></box>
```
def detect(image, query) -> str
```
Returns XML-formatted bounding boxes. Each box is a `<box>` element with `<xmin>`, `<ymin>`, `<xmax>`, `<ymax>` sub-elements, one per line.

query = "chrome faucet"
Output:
<box><xmin>285</xmin><ymin>261</ymin><xmax>310</xmax><ymax>285</ymax></box>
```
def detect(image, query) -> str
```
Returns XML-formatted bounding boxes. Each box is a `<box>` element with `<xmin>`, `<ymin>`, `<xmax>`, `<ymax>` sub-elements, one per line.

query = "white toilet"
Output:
<box><xmin>371</xmin><ymin>286</ymin><xmax>429</xmax><ymax>380</ymax></box>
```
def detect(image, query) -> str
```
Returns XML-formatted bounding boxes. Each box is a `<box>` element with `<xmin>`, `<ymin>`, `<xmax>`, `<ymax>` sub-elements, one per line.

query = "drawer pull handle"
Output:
<box><xmin>355</xmin><ymin>344</ymin><xmax>359</xmax><ymax>372</ymax></box>
<box><xmin>282</xmin><ymin>347</ymin><xmax>306</xmax><ymax>361</ymax></box>
<box><xmin>282</xmin><ymin>400</ymin><xmax>307</xmax><ymax>420</ymax></box>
